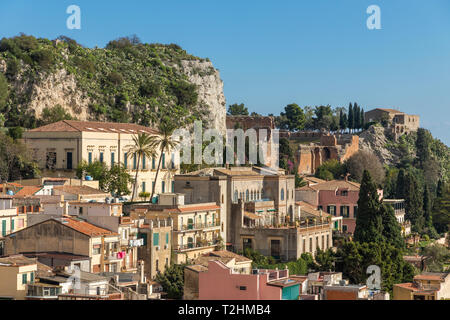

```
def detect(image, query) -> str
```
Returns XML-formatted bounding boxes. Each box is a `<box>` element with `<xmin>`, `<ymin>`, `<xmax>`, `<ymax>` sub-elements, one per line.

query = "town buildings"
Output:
<box><xmin>197</xmin><ymin>260</ymin><xmax>301</xmax><ymax>300</ymax></box>
<box><xmin>131</xmin><ymin>193</ymin><xmax>221</xmax><ymax>264</ymax></box>
<box><xmin>0</xmin><ymin>255</ymin><xmax>38</xmax><ymax>300</ymax></box>
<box><xmin>393</xmin><ymin>272</ymin><xmax>450</xmax><ymax>300</ymax></box>
<box><xmin>3</xmin><ymin>216</ymin><xmax>131</xmax><ymax>273</ymax></box>
<box><xmin>22</xmin><ymin>120</ymin><xmax>179</xmax><ymax>199</ymax></box>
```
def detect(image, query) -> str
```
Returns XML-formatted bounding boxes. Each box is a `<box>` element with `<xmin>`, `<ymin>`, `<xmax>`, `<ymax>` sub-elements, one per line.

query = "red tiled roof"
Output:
<box><xmin>53</xmin><ymin>185</ymin><xmax>109</xmax><ymax>196</ymax></box>
<box><xmin>28</xmin><ymin>120</ymin><xmax>158</xmax><ymax>135</ymax></box>
<box><xmin>414</xmin><ymin>273</ymin><xmax>448</xmax><ymax>281</ymax></box>
<box><xmin>394</xmin><ymin>283</ymin><xmax>419</xmax><ymax>291</ymax></box>
<box><xmin>58</xmin><ymin>216</ymin><xmax>118</xmax><ymax>237</ymax></box>
<box><xmin>164</xmin><ymin>204</ymin><xmax>220</xmax><ymax>213</ymax></box>
<box><xmin>300</xmin><ymin>180</ymin><xmax>361</xmax><ymax>192</ymax></box>
<box><xmin>13</xmin><ymin>186</ymin><xmax>43</xmax><ymax>197</ymax></box>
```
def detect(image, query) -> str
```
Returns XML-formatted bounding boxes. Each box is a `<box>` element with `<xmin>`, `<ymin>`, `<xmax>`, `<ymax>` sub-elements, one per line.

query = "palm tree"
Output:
<box><xmin>127</xmin><ymin>133</ymin><xmax>157</xmax><ymax>202</ymax></box>
<box><xmin>149</xmin><ymin>121</ymin><xmax>180</xmax><ymax>202</ymax></box>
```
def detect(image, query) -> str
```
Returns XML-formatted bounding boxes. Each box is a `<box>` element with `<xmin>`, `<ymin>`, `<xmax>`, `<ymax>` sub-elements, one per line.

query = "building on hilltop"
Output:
<box><xmin>364</xmin><ymin>108</ymin><xmax>420</xmax><ymax>140</ymax></box>
<box><xmin>393</xmin><ymin>272</ymin><xmax>450</xmax><ymax>300</ymax></box>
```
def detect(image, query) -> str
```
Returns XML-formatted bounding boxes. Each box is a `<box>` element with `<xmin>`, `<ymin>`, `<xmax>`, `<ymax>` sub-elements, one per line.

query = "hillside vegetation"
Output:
<box><xmin>0</xmin><ymin>34</ymin><xmax>216</xmax><ymax>129</ymax></box>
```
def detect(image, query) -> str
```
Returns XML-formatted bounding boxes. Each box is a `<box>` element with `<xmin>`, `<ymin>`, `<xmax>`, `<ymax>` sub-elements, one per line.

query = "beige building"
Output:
<box><xmin>364</xmin><ymin>108</ymin><xmax>420</xmax><ymax>140</ymax></box>
<box><xmin>131</xmin><ymin>193</ymin><xmax>222</xmax><ymax>264</ymax></box>
<box><xmin>3</xmin><ymin>216</ymin><xmax>126</xmax><ymax>273</ymax></box>
<box><xmin>0</xmin><ymin>196</ymin><xmax>27</xmax><ymax>239</ymax></box>
<box><xmin>174</xmin><ymin>166</ymin><xmax>296</xmax><ymax>246</ymax></box>
<box><xmin>137</xmin><ymin>218</ymin><xmax>172</xmax><ymax>279</ymax></box>
<box><xmin>0</xmin><ymin>255</ymin><xmax>38</xmax><ymax>300</ymax></box>
<box><xmin>393</xmin><ymin>272</ymin><xmax>450</xmax><ymax>300</ymax></box>
<box><xmin>23</xmin><ymin>120</ymin><xmax>180</xmax><ymax>198</ymax></box>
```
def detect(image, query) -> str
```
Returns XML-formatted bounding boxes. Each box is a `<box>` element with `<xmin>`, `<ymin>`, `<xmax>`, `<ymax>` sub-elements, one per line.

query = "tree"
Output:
<box><xmin>415</xmin><ymin>128</ymin><xmax>432</xmax><ymax>169</ymax></box>
<box><xmin>345</xmin><ymin>150</ymin><xmax>385</xmax><ymax>186</ymax></box>
<box><xmin>432</xmin><ymin>183</ymin><xmax>450</xmax><ymax>234</ymax></box>
<box><xmin>336</xmin><ymin>241</ymin><xmax>415</xmax><ymax>294</ymax></box>
<box><xmin>353</xmin><ymin>103</ymin><xmax>360</xmax><ymax>130</ymax></box>
<box><xmin>149</xmin><ymin>120</ymin><xmax>180</xmax><ymax>202</ymax></box>
<box><xmin>339</xmin><ymin>109</ymin><xmax>347</xmax><ymax>133</ymax></box>
<box><xmin>404</xmin><ymin>173</ymin><xmax>425</xmax><ymax>233</ymax></box>
<box><xmin>155</xmin><ymin>263</ymin><xmax>185</xmax><ymax>299</ymax></box>
<box><xmin>312</xmin><ymin>105</ymin><xmax>333</xmax><ymax>131</ymax></box>
<box><xmin>347</xmin><ymin>103</ymin><xmax>354</xmax><ymax>133</ymax></box>
<box><xmin>0</xmin><ymin>73</ymin><xmax>8</xmax><ymax>110</ymax></box>
<box><xmin>40</xmin><ymin>105</ymin><xmax>74</xmax><ymax>125</ymax></box>
<box><xmin>295</xmin><ymin>172</ymin><xmax>307</xmax><ymax>188</ymax></box>
<box><xmin>381</xmin><ymin>204</ymin><xmax>404</xmax><ymax>249</ymax></box>
<box><xmin>360</xmin><ymin>107</ymin><xmax>365</xmax><ymax>131</ymax></box>
<box><xmin>227</xmin><ymin>103</ymin><xmax>248</xmax><ymax>116</ymax></box>
<box><xmin>280</xmin><ymin>103</ymin><xmax>306</xmax><ymax>131</ymax></box>
<box><xmin>126</xmin><ymin>133</ymin><xmax>157</xmax><ymax>202</ymax></box>
<box><xmin>420</xmin><ymin>244</ymin><xmax>450</xmax><ymax>272</ymax></box>
<box><xmin>395</xmin><ymin>169</ymin><xmax>406</xmax><ymax>199</ymax></box>
<box><xmin>314</xmin><ymin>159</ymin><xmax>345</xmax><ymax>180</ymax></box>
<box><xmin>314</xmin><ymin>248</ymin><xmax>335</xmax><ymax>272</ymax></box>
<box><xmin>354</xmin><ymin>170</ymin><xmax>384</xmax><ymax>243</ymax></box>
<box><xmin>0</xmin><ymin>131</ymin><xmax>39</xmax><ymax>182</ymax></box>
<box><xmin>104</xmin><ymin>163</ymin><xmax>133</xmax><ymax>197</ymax></box>
<box><xmin>76</xmin><ymin>160</ymin><xmax>109</xmax><ymax>191</ymax></box>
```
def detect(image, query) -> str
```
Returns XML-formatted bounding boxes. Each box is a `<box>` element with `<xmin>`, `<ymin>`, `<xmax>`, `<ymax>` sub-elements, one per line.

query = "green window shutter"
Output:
<box><xmin>340</xmin><ymin>206</ymin><xmax>344</xmax><ymax>217</ymax></box>
<box><xmin>152</xmin><ymin>157</ymin><xmax>156</xmax><ymax>169</ymax></box>
<box><xmin>99</xmin><ymin>152</ymin><xmax>104</xmax><ymax>163</ymax></box>
<box><xmin>166</xmin><ymin>233</ymin><xmax>169</xmax><ymax>244</ymax></box>
<box><xmin>133</xmin><ymin>154</ymin><xmax>137</xmax><ymax>170</ymax></box>
<box><xmin>2</xmin><ymin>220</ymin><xmax>6</xmax><ymax>236</ymax></box>
<box><xmin>162</xmin><ymin>153</ymin><xmax>166</xmax><ymax>169</ymax></box>
<box><xmin>142</xmin><ymin>154</ymin><xmax>146</xmax><ymax>169</ymax></box>
<box><xmin>22</xmin><ymin>273</ymin><xmax>27</xmax><ymax>284</ymax></box>
<box><xmin>153</xmin><ymin>233</ymin><xmax>159</xmax><ymax>246</ymax></box>
<box><xmin>162</xmin><ymin>181</ymin><xmax>165</xmax><ymax>193</ymax></box>
<box><xmin>111</xmin><ymin>152</ymin><xmax>115</xmax><ymax>167</ymax></box>
<box><xmin>11</xmin><ymin>219</ymin><xmax>14</xmax><ymax>232</ymax></box>
<box><xmin>88</xmin><ymin>152</ymin><xmax>92</xmax><ymax>164</ymax></box>
<box><xmin>124</xmin><ymin>153</ymin><xmax>128</xmax><ymax>168</ymax></box>
<box><xmin>30</xmin><ymin>272</ymin><xmax>34</xmax><ymax>283</ymax></box>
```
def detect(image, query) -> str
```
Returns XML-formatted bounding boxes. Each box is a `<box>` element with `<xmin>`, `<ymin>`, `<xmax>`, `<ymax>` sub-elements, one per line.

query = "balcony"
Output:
<box><xmin>176</xmin><ymin>221</ymin><xmax>220</xmax><ymax>232</ymax></box>
<box><xmin>174</xmin><ymin>240</ymin><xmax>219</xmax><ymax>252</ymax></box>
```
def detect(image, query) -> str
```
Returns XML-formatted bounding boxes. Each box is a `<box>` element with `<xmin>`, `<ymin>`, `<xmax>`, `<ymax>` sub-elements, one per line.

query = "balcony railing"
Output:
<box><xmin>174</xmin><ymin>240</ymin><xmax>219</xmax><ymax>252</ymax></box>
<box><xmin>177</xmin><ymin>221</ymin><xmax>220</xmax><ymax>231</ymax></box>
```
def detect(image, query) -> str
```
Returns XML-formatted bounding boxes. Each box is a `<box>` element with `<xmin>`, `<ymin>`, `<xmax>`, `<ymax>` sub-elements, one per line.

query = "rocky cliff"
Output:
<box><xmin>0</xmin><ymin>35</ymin><xmax>226</xmax><ymax>133</ymax></box>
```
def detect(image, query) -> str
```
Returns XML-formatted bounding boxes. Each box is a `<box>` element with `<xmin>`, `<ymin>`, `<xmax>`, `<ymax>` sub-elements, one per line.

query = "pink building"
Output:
<box><xmin>296</xmin><ymin>180</ymin><xmax>383</xmax><ymax>234</ymax></box>
<box><xmin>198</xmin><ymin>260</ymin><xmax>301</xmax><ymax>300</ymax></box>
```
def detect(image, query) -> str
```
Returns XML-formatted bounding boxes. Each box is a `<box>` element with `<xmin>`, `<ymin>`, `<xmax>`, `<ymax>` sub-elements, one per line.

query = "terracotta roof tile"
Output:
<box><xmin>28</xmin><ymin>120</ymin><xmax>158</xmax><ymax>134</ymax></box>
<box><xmin>164</xmin><ymin>204</ymin><xmax>220</xmax><ymax>213</ymax></box>
<box><xmin>13</xmin><ymin>186</ymin><xmax>43</xmax><ymax>197</ymax></box>
<box><xmin>53</xmin><ymin>185</ymin><xmax>109</xmax><ymax>196</ymax></box>
<box><xmin>55</xmin><ymin>216</ymin><xmax>118</xmax><ymax>237</ymax></box>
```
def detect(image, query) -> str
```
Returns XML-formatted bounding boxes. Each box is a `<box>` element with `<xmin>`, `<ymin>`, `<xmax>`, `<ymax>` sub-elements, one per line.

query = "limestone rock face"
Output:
<box><xmin>180</xmin><ymin>59</ymin><xmax>226</xmax><ymax>135</ymax></box>
<box><xmin>359</xmin><ymin>125</ymin><xmax>403</xmax><ymax>165</ymax></box>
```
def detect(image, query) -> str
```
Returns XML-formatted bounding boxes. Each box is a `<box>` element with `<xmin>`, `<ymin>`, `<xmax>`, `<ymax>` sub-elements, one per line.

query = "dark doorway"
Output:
<box><xmin>270</xmin><ymin>239</ymin><xmax>281</xmax><ymax>259</ymax></box>
<box><xmin>67</xmin><ymin>152</ymin><xmax>73</xmax><ymax>170</ymax></box>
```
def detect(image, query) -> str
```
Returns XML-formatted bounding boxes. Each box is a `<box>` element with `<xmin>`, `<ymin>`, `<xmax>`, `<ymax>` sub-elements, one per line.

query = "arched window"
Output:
<box><xmin>281</xmin><ymin>188</ymin><xmax>285</xmax><ymax>201</ymax></box>
<box><xmin>256</xmin><ymin>190</ymin><xmax>260</xmax><ymax>200</ymax></box>
<box><xmin>234</xmin><ymin>190</ymin><xmax>238</xmax><ymax>203</ymax></box>
<box><xmin>246</xmin><ymin>190</ymin><xmax>249</xmax><ymax>202</ymax></box>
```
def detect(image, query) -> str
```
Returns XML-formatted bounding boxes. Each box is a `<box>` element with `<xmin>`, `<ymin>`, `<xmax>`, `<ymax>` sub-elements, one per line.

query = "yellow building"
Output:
<box><xmin>0</xmin><ymin>255</ymin><xmax>38</xmax><ymax>300</ymax></box>
<box><xmin>131</xmin><ymin>193</ymin><xmax>222</xmax><ymax>264</ymax></box>
<box><xmin>394</xmin><ymin>272</ymin><xmax>450</xmax><ymax>300</ymax></box>
<box><xmin>23</xmin><ymin>120</ymin><xmax>179</xmax><ymax>198</ymax></box>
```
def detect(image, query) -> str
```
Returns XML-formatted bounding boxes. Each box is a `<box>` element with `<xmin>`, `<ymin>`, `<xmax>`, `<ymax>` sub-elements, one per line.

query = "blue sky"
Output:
<box><xmin>1</xmin><ymin>0</ymin><xmax>450</xmax><ymax>144</ymax></box>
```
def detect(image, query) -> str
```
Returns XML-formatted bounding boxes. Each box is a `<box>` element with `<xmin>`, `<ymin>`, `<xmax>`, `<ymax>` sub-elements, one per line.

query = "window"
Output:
<box><xmin>353</xmin><ymin>206</ymin><xmax>358</xmax><ymax>218</ymax></box>
<box><xmin>142</xmin><ymin>182</ymin><xmax>146</xmax><ymax>193</ymax></box>
<box><xmin>124</xmin><ymin>153</ymin><xmax>128</xmax><ymax>168</ymax></box>
<box><xmin>281</xmin><ymin>188</ymin><xmax>285</xmax><ymax>201</ymax></box>
<box><xmin>340</xmin><ymin>206</ymin><xmax>349</xmax><ymax>218</ymax></box>
<box><xmin>165</xmin><ymin>258</ymin><xmax>169</xmax><ymax>267</ymax></box>
<box><xmin>343</xmin><ymin>225</ymin><xmax>348</xmax><ymax>232</ymax></box>
<box><xmin>162</xmin><ymin>153</ymin><xmax>166</xmax><ymax>169</ymax></box>
<box><xmin>162</xmin><ymin>181</ymin><xmax>165</xmax><ymax>193</ymax></box>
<box><xmin>171</xmin><ymin>181</ymin><xmax>175</xmax><ymax>193</ymax></box>
<box><xmin>88</xmin><ymin>152</ymin><xmax>93</xmax><ymax>165</ymax></box>
<box><xmin>166</xmin><ymin>232</ymin><xmax>169</xmax><ymax>244</ymax></box>
<box><xmin>2</xmin><ymin>220</ymin><xmax>6</xmax><ymax>236</ymax></box>
<box><xmin>327</xmin><ymin>205</ymin><xmax>336</xmax><ymax>216</ymax></box>
<box><xmin>142</xmin><ymin>154</ymin><xmax>146</xmax><ymax>169</ymax></box>
<box><xmin>133</xmin><ymin>154</ymin><xmax>137</xmax><ymax>170</ymax></box>
<box><xmin>46</xmin><ymin>152</ymin><xmax>57</xmax><ymax>170</ymax></box>
<box><xmin>111</xmin><ymin>152</ymin><xmax>115</xmax><ymax>167</ymax></box>
<box><xmin>156</xmin><ymin>259</ymin><xmax>159</xmax><ymax>272</ymax></box>
<box><xmin>153</xmin><ymin>233</ymin><xmax>159</xmax><ymax>246</ymax></box>
<box><xmin>239</xmin><ymin>286</ymin><xmax>247</xmax><ymax>291</ymax></box>
<box><xmin>246</xmin><ymin>190</ymin><xmax>249</xmax><ymax>202</ymax></box>
<box><xmin>92</xmin><ymin>244</ymin><xmax>101</xmax><ymax>255</ymax></box>
<box><xmin>99</xmin><ymin>152</ymin><xmax>104</xmax><ymax>163</ymax></box>
<box><xmin>171</xmin><ymin>153</ymin><xmax>175</xmax><ymax>169</ymax></box>
<box><xmin>152</xmin><ymin>157</ymin><xmax>156</xmax><ymax>169</ymax></box>
<box><xmin>11</xmin><ymin>219</ymin><xmax>14</xmax><ymax>232</ymax></box>
<box><xmin>234</xmin><ymin>190</ymin><xmax>238</xmax><ymax>203</ymax></box>
<box><xmin>22</xmin><ymin>273</ymin><xmax>27</xmax><ymax>284</ymax></box>
<box><xmin>30</xmin><ymin>272</ymin><xmax>34</xmax><ymax>283</ymax></box>
<box><xmin>97</xmin><ymin>287</ymin><xmax>101</xmax><ymax>296</ymax></box>
<box><xmin>341</xmin><ymin>190</ymin><xmax>348</xmax><ymax>196</ymax></box>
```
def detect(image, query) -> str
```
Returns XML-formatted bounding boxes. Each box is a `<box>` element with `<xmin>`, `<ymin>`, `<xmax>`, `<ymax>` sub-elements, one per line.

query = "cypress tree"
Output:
<box><xmin>436</xmin><ymin>179</ymin><xmax>444</xmax><ymax>198</ymax></box>
<box><xmin>404</xmin><ymin>173</ymin><xmax>424</xmax><ymax>232</ymax></box>
<box><xmin>381</xmin><ymin>203</ymin><xmax>404</xmax><ymax>249</ymax></box>
<box><xmin>348</xmin><ymin>103</ymin><xmax>354</xmax><ymax>133</ymax></box>
<box><xmin>423</xmin><ymin>185</ymin><xmax>433</xmax><ymax>228</ymax></box>
<box><xmin>395</xmin><ymin>169</ymin><xmax>406</xmax><ymax>199</ymax></box>
<box><xmin>360</xmin><ymin>108</ymin><xmax>365</xmax><ymax>130</ymax></box>
<box><xmin>354</xmin><ymin>103</ymin><xmax>360</xmax><ymax>130</ymax></box>
<box><xmin>415</xmin><ymin>128</ymin><xmax>431</xmax><ymax>169</ymax></box>
<box><xmin>339</xmin><ymin>110</ymin><xmax>345</xmax><ymax>133</ymax></box>
<box><xmin>354</xmin><ymin>170</ymin><xmax>384</xmax><ymax>243</ymax></box>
